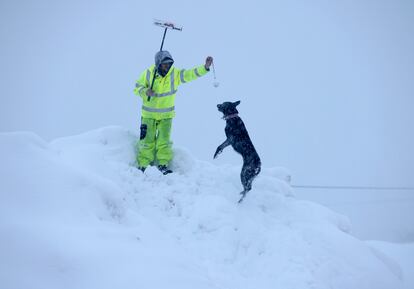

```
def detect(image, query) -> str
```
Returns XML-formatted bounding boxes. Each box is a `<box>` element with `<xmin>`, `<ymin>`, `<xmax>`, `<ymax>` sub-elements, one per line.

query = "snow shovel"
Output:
<box><xmin>148</xmin><ymin>19</ymin><xmax>183</xmax><ymax>101</ymax></box>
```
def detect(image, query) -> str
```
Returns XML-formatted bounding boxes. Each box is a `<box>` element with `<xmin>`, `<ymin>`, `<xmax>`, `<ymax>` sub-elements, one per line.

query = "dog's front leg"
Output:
<box><xmin>214</xmin><ymin>138</ymin><xmax>231</xmax><ymax>159</ymax></box>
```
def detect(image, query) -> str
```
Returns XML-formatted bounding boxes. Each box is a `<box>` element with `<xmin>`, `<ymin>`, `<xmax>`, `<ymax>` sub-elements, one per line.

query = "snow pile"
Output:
<box><xmin>368</xmin><ymin>241</ymin><xmax>414</xmax><ymax>289</ymax></box>
<box><xmin>0</xmin><ymin>126</ymin><xmax>403</xmax><ymax>289</ymax></box>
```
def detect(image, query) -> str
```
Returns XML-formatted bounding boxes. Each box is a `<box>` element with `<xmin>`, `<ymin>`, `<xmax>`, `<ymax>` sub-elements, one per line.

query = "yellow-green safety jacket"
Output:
<box><xmin>134</xmin><ymin>64</ymin><xmax>209</xmax><ymax>119</ymax></box>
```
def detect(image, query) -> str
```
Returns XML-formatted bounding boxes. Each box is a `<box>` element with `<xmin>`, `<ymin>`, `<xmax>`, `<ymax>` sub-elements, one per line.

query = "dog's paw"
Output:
<box><xmin>238</xmin><ymin>192</ymin><xmax>247</xmax><ymax>203</ymax></box>
<box><xmin>213</xmin><ymin>148</ymin><xmax>222</xmax><ymax>159</ymax></box>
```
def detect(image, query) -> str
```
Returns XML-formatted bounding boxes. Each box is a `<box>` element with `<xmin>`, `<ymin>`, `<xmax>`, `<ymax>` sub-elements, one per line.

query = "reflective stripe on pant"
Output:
<box><xmin>137</xmin><ymin>118</ymin><xmax>173</xmax><ymax>167</ymax></box>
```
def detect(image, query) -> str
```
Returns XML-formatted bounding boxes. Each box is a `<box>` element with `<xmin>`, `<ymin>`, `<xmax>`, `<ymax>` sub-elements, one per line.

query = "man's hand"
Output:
<box><xmin>146</xmin><ymin>88</ymin><xmax>155</xmax><ymax>97</ymax></box>
<box><xmin>205</xmin><ymin>56</ymin><xmax>213</xmax><ymax>70</ymax></box>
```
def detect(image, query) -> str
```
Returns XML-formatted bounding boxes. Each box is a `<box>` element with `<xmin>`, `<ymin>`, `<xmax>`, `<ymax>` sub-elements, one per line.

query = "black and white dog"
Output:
<box><xmin>214</xmin><ymin>101</ymin><xmax>261</xmax><ymax>203</ymax></box>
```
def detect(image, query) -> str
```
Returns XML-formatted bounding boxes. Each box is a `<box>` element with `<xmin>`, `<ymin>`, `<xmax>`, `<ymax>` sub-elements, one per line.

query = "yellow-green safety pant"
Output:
<box><xmin>137</xmin><ymin>118</ymin><xmax>173</xmax><ymax>168</ymax></box>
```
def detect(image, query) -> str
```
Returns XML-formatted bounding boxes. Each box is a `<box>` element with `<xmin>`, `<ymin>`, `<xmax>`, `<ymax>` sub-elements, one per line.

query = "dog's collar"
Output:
<box><xmin>223</xmin><ymin>113</ymin><xmax>239</xmax><ymax>120</ymax></box>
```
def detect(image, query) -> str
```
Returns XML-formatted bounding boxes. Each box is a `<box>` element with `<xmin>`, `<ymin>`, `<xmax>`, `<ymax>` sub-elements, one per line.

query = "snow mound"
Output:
<box><xmin>0</xmin><ymin>126</ymin><xmax>403</xmax><ymax>289</ymax></box>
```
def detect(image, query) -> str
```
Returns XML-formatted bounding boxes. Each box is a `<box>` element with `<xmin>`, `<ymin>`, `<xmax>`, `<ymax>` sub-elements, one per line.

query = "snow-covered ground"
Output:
<box><xmin>368</xmin><ymin>241</ymin><xmax>414</xmax><ymax>289</ymax></box>
<box><xmin>0</xmin><ymin>126</ymin><xmax>411</xmax><ymax>289</ymax></box>
<box><xmin>294</xmin><ymin>187</ymin><xmax>414</xmax><ymax>243</ymax></box>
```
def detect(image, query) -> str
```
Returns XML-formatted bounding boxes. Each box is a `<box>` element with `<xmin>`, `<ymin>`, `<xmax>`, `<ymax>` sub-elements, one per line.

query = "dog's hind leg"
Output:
<box><xmin>241</xmin><ymin>164</ymin><xmax>256</xmax><ymax>190</ymax></box>
<box><xmin>238</xmin><ymin>164</ymin><xmax>254</xmax><ymax>202</ymax></box>
<box><xmin>238</xmin><ymin>162</ymin><xmax>261</xmax><ymax>203</ymax></box>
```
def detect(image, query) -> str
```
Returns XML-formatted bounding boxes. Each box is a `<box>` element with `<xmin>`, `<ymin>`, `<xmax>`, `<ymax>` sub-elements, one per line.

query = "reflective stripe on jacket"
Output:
<box><xmin>134</xmin><ymin>64</ymin><xmax>209</xmax><ymax>119</ymax></box>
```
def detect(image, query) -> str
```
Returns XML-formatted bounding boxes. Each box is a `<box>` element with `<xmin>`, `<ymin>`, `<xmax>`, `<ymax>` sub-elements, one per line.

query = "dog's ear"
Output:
<box><xmin>233</xmin><ymin>100</ymin><xmax>241</xmax><ymax>107</ymax></box>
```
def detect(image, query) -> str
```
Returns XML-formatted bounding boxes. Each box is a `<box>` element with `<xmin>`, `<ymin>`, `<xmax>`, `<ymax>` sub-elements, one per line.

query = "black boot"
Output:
<box><xmin>157</xmin><ymin>165</ymin><xmax>173</xmax><ymax>175</ymax></box>
<box><xmin>138</xmin><ymin>166</ymin><xmax>146</xmax><ymax>173</ymax></box>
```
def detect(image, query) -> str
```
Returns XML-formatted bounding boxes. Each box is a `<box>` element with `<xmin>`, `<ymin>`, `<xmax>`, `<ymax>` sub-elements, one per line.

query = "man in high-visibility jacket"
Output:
<box><xmin>134</xmin><ymin>50</ymin><xmax>213</xmax><ymax>174</ymax></box>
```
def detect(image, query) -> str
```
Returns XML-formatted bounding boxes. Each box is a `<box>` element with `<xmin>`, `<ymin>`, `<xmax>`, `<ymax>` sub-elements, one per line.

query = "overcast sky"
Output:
<box><xmin>1</xmin><ymin>0</ymin><xmax>413</xmax><ymax>187</ymax></box>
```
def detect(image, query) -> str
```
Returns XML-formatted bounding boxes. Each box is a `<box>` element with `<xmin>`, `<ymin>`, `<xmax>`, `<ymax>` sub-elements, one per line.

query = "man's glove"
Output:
<box><xmin>146</xmin><ymin>88</ymin><xmax>155</xmax><ymax>97</ymax></box>
<box><xmin>205</xmin><ymin>56</ymin><xmax>213</xmax><ymax>70</ymax></box>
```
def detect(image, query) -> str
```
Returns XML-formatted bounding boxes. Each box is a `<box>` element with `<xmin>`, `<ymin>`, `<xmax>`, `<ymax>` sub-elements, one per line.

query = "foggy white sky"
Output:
<box><xmin>1</xmin><ymin>0</ymin><xmax>413</xmax><ymax>187</ymax></box>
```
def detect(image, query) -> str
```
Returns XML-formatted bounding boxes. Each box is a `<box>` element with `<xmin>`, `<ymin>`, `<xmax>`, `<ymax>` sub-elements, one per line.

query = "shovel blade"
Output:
<box><xmin>154</xmin><ymin>19</ymin><xmax>183</xmax><ymax>31</ymax></box>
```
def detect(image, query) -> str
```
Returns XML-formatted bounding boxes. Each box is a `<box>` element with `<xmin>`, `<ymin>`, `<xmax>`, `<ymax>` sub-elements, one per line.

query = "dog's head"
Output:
<box><xmin>217</xmin><ymin>101</ymin><xmax>241</xmax><ymax>117</ymax></box>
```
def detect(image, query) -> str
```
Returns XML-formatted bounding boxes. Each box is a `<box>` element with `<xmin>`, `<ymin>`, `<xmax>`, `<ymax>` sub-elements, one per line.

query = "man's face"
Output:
<box><xmin>160</xmin><ymin>63</ymin><xmax>172</xmax><ymax>74</ymax></box>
